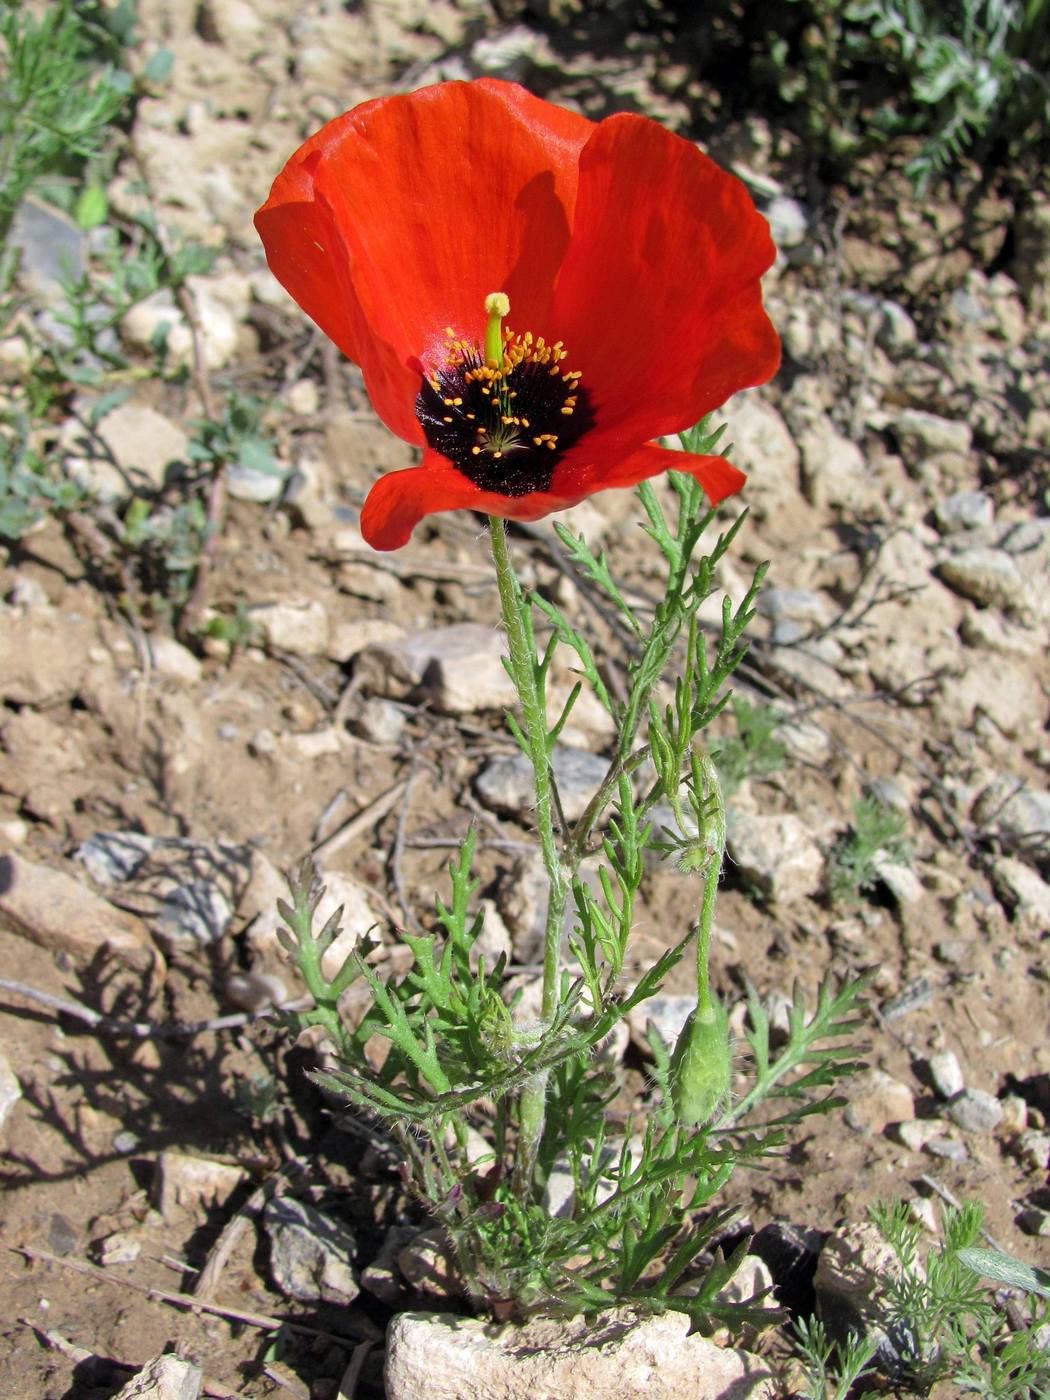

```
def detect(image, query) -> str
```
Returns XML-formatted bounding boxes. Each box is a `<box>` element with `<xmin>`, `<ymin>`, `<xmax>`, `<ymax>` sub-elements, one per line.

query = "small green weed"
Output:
<box><xmin>792</xmin><ymin>1199</ymin><xmax>1050</xmax><ymax>1397</ymax></box>
<box><xmin>0</xmin><ymin>0</ymin><xmax>134</xmax><ymax>255</ymax></box>
<box><xmin>713</xmin><ymin>695</ymin><xmax>787</xmax><ymax>797</ymax></box>
<box><xmin>749</xmin><ymin>0</ymin><xmax>1050</xmax><ymax>187</ymax></box>
<box><xmin>827</xmin><ymin>794</ymin><xmax>910</xmax><ymax>905</ymax></box>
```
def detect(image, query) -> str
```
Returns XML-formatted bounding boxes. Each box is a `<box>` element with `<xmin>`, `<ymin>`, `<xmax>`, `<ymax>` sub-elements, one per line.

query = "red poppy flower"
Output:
<box><xmin>255</xmin><ymin>80</ymin><xmax>780</xmax><ymax>551</ymax></box>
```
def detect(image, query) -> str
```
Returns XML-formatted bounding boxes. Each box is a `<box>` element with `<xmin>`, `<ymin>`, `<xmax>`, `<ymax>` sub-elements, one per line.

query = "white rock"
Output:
<box><xmin>0</xmin><ymin>853</ymin><xmax>154</xmax><ymax>971</ymax></box>
<box><xmin>67</xmin><ymin>401</ymin><xmax>189</xmax><ymax>500</ymax></box>
<box><xmin>893</xmin><ymin>410</ymin><xmax>972</xmax><ymax>463</ymax></box>
<box><xmin>120</xmin><ymin>292</ymin><xmax>224</xmax><ymax>370</ymax></box>
<box><xmin>626</xmin><ymin>995</ymin><xmax>696</xmax><ymax>1054</ymax></box>
<box><xmin>225</xmin><ymin>459</ymin><xmax>285</xmax><ymax>503</ymax></box>
<box><xmin>249</xmin><ymin>598</ymin><xmax>330</xmax><ymax>657</ymax></box>
<box><xmin>722</xmin><ymin>396</ymin><xmax>800</xmax><ymax>501</ymax></box>
<box><xmin>99</xmin><ymin>1229</ymin><xmax>143</xmax><ymax>1266</ymax></box>
<box><xmin>763</xmin><ymin>194</ymin><xmax>809</xmax><ymax>249</ymax></box>
<box><xmin>873</xmin><ymin>857</ymin><xmax>924</xmax><ymax>906</ymax></box>
<box><xmin>354</xmin><ymin>696</ymin><xmax>406</xmax><ymax>745</ymax></box>
<box><xmin>327</xmin><ymin>618</ymin><xmax>405</xmax><ymax>663</ymax></box>
<box><xmin>155</xmin><ymin>1151</ymin><xmax>245</xmax><ymax>1224</ymax></box>
<box><xmin>937</xmin><ymin>548</ymin><xmax>1025</xmax><ymax>609</ymax></box>
<box><xmin>397</xmin><ymin>1228</ymin><xmax>459</xmax><ymax>1299</ymax></box>
<box><xmin>316</xmin><ymin>872</ymin><xmax>382</xmax><ymax>982</ymax></box>
<box><xmin>0</xmin><ymin>1049</ymin><xmax>22</xmax><ymax>1133</ymax></box>
<box><xmin>149</xmin><ymin>636</ymin><xmax>203</xmax><ymax>684</ymax></box>
<box><xmin>935</xmin><ymin>491</ymin><xmax>994</xmax><ymax>534</ymax></box>
<box><xmin>814</xmin><ymin>1221</ymin><xmax>909</xmax><ymax>1357</ymax></box>
<box><xmin>843</xmin><ymin>1070</ymin><xmax>915</xmax><ymax>1133</ymax></box>
<box><xmin>475</xmin><ymin>747</ymin><xmax>607</xmax><ymax>822</ymax></box>
<box><xmin>385</xmin><ymin>1308</ymin><xmax>775</xmax><ymax>1400</ymax></box>
<box><xmin>992</xmin><ymin>857</ymin><xmax>1050</xmax><ymax>924</ymax></box>
<box><xmin>264</xmin><ymin>1195</ymin><xmax>359</xmax><ymax>1305</ymax></box>
<box><xmin>358</xmin><ymin>623</ymin><xmax>516</xmax><ymax>714</ymax></box>
<box><xmin>897</xmin><ymin>1119</ymin><xmax>945</xmax><ymax>1153</ymax></box>
<box><xmin>947</xmin><ymin>1088</ymin><xmax>1003</xmax><ymax>1134</ymax></box>
<box><xmin>727</xmin><ymin>814</ymin><xmax>823</xmax><ymax>903</ymax></box>
<box><xmin>928</xmin><ymin>1051</ymin><xmax>965</xmax><ymax>1100</ymax></box>
<box><xmin>797</xmin><ymin>418</ymin><xmax>870</xmax><ymax>511</ymax></box>
<box><xmin>112</xmin><ymin>1354</ymin><xmax>202</xmax><ymax>1400</ymax></box>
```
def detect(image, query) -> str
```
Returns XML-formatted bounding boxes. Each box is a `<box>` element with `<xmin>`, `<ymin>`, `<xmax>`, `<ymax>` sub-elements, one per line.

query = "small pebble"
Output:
<box><xmin>1016</xmin><ymin>1130</ymin><xmax>1050</xmax><ymax>1172</ymax></box>
<box><xmin>908</xmin><ymin>1198</ymin><xmax>940</xmax><ymax>1234</ymax></box>
<box><xmin>897</xmin><ymin>1119</ymin><xmax>944</xmax><ymax>1152</ymax></box>
<box><xmin>928</xmin><ymin>1050</ymin><xmax>965</xmax><ymax>1100</ymax></box>
<box><xmin>880</xmin><ymin>977</ymin><xmax>933</xmax><ymax>1021</ymax></box>
<box><xmin>927</xmin><ymin>1135</ymin><xmax>969</xmax><ymax>1162</ymax></box>
<box><xmin>98</xmin><ymin>1230</ymin><xmax>142</xmax><ymax>1266</ymax></box>
<box><xmin>999</xmin><ymin>1095</ymin><xmax>1028</xmax><ymax>1134</ymax></box>
<box><xmin>947</xmin><ymin>1088</ymin><xmax>1003</xmax><ymax>1134</ymax></box>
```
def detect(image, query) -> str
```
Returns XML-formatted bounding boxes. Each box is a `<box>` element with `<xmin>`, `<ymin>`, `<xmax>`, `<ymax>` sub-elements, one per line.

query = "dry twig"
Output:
<box><xmin>15</xmin><ymin>1246</ymin><xmax>381</xmax><ymax>1344</ymax></box>
<box><xmin>0</xmin><ymin>977</ymin><xmax>309</xmax><ymax>1039</ymax></box>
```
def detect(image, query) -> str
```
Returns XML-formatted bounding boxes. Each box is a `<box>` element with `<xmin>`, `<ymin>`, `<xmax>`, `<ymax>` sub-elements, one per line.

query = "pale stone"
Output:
<box><xmin>277</xmin><ymin>727</ymin><xmax>345</xmax><ymax>761</ymax></box>
<box><xmin>937</xmin><ymin>548</ymin><xmax>1025</xmax><ymax>609</ymax></box>
<box><xmin>0</xmin><ymin>1048</ymin><xmax>22</xmax><ymax>1134</ymax></box>
<box><xmin>316</xmin><ymin>872</ymin><xmax>382</xmax><ymax>982</ymax></box>
<box><xmin>385</xmin><ymin>1308</ymin><xmax>776</xmax><ymax>1400</ymax></box>
<box><xmin>112</xmin><ymin>1354</ymin><xmax>202</xmax><ymax>1400</ymax></box>
<box><xmin>893</xmin><ymin>410</ymin><xmax>972</xmax><ymax>463</ymax></box>
<box><xmin>264</xmin><ymin>1196</ymin><xmax>359</xmax><ymax>1305</ymax></box>
<box><xmin>947</xmin><ymin>1088</ymin><xmax>1003</xmax><ymax>1134</ymax></box>
<box><xmin>0</xmin><ymin>600</ymin><xmax>94</xmax><ymax>706</ymax></box>
<box><xmin>727</xmin><ymin>815</ymin><xmax>824</xmax><ymax>903</ymax></box>
<box><xmin>928</xmin><ymin>1050</ymin><xmax>965</xmax><ymax>1100</ymax></box>
<box><xmin>992</xmin><ymin>858</ymin><xmax>1050</xmax><ymax>924</ymax></box>
<box><xmin>99</xmin><ymin>1229</ymin><xmax>143</xmax><ymax>1266</ymax></box>
<box><xmin>935</xmin><ymin>491</ymin><xmax>994</xmax><ymax>534</ymax></box>
<box><xmin>475</xmin><ymin>747</ymin><xmax>607</xmax><ymax>822</ymax></box>
<box><xmin>815</xmin><ymin>1221</ymin><xmax>912</xmax><ymax>1371</ymax></box>
<box><xmin>327</xmin><ymin>617</ymin><xmax>405</xmax><ymax>663</ymax></box>
<box><xmin>626</xmin><ymin>995</ymin><xmax>696</xmax><ymax>1054</ymax></box>
<box><xmin>896</xmin><ymin>1119</ymin><xmax>946</xmax><ymax>1152</ymax></box>
<box><xmin>155</xmin><ymin>1151</ymin><xmax>245</xmax><ymax>1224</ymax></box>
<box><xmin>397</xmin><ymin>1227</ymin><xmax>459</xmax><ymax>1299</ymax></box>
<box><xmin>149</xmin><ymin>636</ymin><xmax>203</xmax><ymax>684</ymax></box>
<box><xmin>249</xmin><ymin>599</ymin><xmax>330</xmax><ymax>657</ymax></box>
<box><xmin>0</xmin><ymin>853</ymin><xmax>155</xmax><ymax>972</ymax></box>
<box><xmin>357</xmin><ymin>623</ymin><xmax>516</xmax><ymax>714</ymax></box>
<box><xmin>844</xmin><ymin>1070</ymin><xmax>915</xmax><ymax>1133</ymax></box>
<box><xmin>95</xmin><ymin>402</ymin><xmax>189</xmax><ymax>489</ymax></box>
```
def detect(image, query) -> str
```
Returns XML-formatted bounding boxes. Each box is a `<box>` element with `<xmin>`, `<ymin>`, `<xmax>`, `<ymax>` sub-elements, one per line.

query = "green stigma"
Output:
<box><xmin>484</xmin><ymin>291</ymin><xmax>510</xmax><ymax>368</ymax></box>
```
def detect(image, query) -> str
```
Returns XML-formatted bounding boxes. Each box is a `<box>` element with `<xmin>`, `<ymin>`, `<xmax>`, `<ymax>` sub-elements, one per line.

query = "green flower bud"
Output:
<box><xmin>669</xmin><ymin>998</ymin><xmax>731</xmax><ymax>1127</ymax></box>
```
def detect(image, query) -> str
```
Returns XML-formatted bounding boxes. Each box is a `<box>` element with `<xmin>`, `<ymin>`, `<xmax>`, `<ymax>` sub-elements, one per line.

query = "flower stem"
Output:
<box><xmin>693</xmin><ymin>751</ymin><xmax>726</xmax><ymax>1013</ymax></box>
<box><xmin>488</xmin><ymin>515</ymin><xmax>567</xmax><ymax>1195</ymax></box>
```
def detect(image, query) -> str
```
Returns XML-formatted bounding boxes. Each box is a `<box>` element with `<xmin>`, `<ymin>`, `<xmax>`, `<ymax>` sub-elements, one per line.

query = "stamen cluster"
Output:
<box><xmin>416</xmin><ymin>326</ymin><xmax>593</xmax><ymax>496</ymax></box>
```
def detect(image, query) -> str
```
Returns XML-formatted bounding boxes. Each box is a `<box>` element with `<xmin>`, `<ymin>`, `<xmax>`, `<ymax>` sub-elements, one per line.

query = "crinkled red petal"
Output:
<box><xmin>550</xmin><ymin>113</ymin><xmax>780</xmax><ymax>450</ymax></box>
<box><xmin>359</xmin><ymin>443</ymin><xmax>744</xmax><ymax>551</ymax></box>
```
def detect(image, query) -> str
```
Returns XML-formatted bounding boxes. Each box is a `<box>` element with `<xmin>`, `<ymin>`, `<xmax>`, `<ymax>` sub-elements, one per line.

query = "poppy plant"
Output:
<box><xmin>255</xmin><ymin>79</ymin><xmax>780</xmax><ymax>551</ymax></box>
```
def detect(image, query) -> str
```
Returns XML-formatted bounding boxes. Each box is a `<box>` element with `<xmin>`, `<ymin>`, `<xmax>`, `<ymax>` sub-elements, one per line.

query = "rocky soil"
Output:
<box><xmin>1</xmin><ymin>2</ymin><xmax>1048</xmax><ymax>1397</ymax></box>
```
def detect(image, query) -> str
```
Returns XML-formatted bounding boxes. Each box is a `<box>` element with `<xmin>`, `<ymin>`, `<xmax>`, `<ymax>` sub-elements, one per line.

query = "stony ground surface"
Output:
<box><xmin>1</xmin><ymin>2</ymin><xmax>1048</xmax><ymax>1397</ymax></box>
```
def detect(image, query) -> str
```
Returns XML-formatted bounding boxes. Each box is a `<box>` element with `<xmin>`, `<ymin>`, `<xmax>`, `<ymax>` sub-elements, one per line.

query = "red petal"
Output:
<box><xmin>551</xmin><ymin>114</ymin><xmax>780</xmax><ymax>449</ymax></box>
<box><xmin>554</xmin><ymin>440</ymin><xmax>746</xmax><ymax>506</ymax></box>
<box><xmin>256</xmin><ymin>81</ymin><xmax>593</xmax><ymax>441</ymax></box>
<box><xmin>359</xmin><ymin>442</ymin><xmax>744</xmax><ymax>550</ymax></box>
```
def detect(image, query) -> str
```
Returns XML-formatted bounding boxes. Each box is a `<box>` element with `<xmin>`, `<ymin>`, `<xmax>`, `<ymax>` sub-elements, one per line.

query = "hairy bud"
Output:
<box><xmin>669</xmin><ymin>998</ymin><xmax>731</xmax><ymax>1127</ymax></box>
